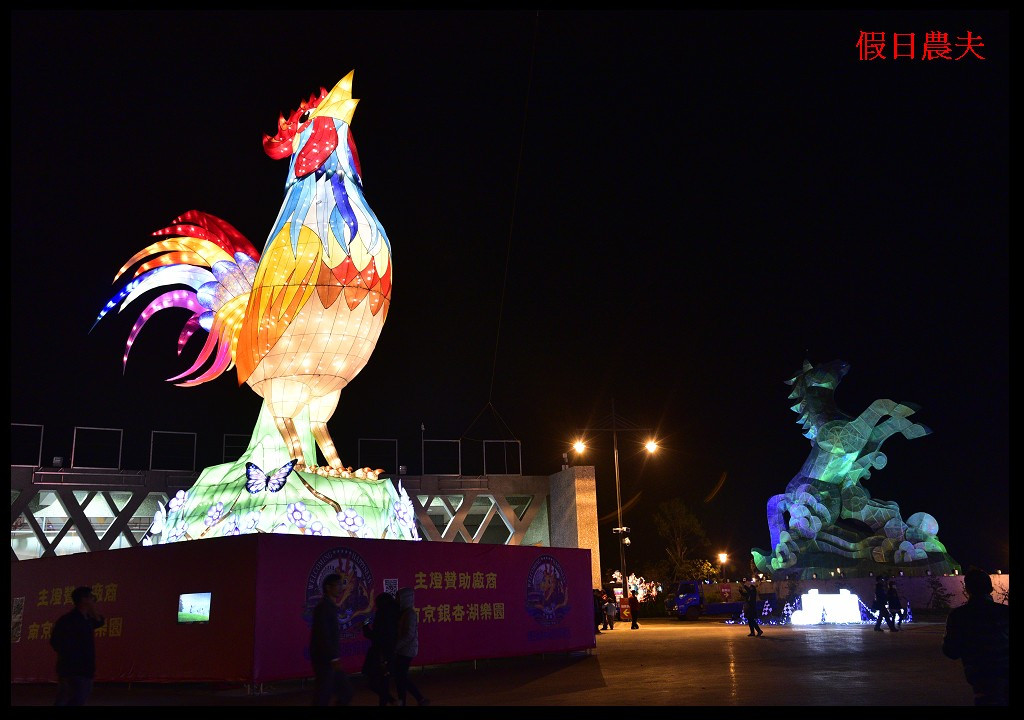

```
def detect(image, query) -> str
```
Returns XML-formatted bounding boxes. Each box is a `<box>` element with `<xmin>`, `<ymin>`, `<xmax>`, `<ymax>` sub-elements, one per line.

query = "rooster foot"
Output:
<box><xmin>294</xmin><ymin>464</ymin><xmax>384</xmax><ymax>480</ymax></box>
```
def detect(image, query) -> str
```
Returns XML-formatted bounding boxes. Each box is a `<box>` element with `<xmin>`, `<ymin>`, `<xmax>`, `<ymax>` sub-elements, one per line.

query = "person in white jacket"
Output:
<box><xmin>393</xmin><ymin>587</ymin><xmax>430</xmax><ymax>706</ymax></box>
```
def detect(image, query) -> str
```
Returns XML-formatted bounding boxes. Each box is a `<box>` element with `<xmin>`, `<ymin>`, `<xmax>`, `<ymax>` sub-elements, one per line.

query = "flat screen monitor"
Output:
<box><xmin>177</xmin><ymin>592</ymin><xmax>212</xmax><ymax>623</ymax></box>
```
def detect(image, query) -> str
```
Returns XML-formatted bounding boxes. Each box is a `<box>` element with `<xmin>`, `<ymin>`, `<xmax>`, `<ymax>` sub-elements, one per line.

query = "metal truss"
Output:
<box><xmin>409</xmin><ymin>490</ymin><xmax>546</xmax><ymax>545</ymax></box>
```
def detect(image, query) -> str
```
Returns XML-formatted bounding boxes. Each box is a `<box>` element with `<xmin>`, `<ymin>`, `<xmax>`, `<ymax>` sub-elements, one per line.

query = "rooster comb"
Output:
<box><xmin>262</xmin><ymin>71</ymin><xmax>359</xmax><ymax>159</ymax></box>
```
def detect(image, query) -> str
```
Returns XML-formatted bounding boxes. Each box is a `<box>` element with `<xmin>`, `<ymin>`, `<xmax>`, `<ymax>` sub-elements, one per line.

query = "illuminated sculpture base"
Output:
<box><xmin>790</xmin><ymin>589</ymin><xmax>862</xmax><ymax>625</ymax></box>
<box><xmin>145</xmin><ymin>403</ymin><xmax>417</xmax><ymax>544</ymax></box>
<box><xmin>770</xmin><ymin>550</ymin><xmax>960</xmax><ymax>580</ymax></box>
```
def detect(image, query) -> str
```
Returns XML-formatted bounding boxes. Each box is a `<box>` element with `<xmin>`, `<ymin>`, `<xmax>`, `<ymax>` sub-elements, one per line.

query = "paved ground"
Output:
<box><xmin>11</xmin><ymin>617</ymin><xmax>984</xmax><ymax>706</ymax></box>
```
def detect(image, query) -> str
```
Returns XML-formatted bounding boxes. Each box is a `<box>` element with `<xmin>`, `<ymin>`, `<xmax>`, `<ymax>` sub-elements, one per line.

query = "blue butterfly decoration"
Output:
<box><xmin>245</xmin><ymin>459</ymin><xmax>298</xmax><ymax>494</ymax></box>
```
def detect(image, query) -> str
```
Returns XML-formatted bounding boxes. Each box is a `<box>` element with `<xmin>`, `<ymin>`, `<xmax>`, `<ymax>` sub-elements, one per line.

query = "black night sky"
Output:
<box><xmin>11</xmin><ymin>10</ymin><xmax>1009</xmax><ymax>576</ymax></box>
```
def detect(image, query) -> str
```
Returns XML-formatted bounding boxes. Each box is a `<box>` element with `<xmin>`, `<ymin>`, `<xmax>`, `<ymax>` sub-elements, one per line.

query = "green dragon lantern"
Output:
<box><xmin>752</xmin><ymin>360</ymin><xmax>960</xmax><ymax>578</ymax></box>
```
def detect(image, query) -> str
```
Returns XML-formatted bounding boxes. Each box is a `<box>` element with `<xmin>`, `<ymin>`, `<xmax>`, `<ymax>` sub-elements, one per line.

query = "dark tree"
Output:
<box><xmin>653</xmin><ymin>498</ymin><xmax>709</xmax><ymax>579</ymax></box>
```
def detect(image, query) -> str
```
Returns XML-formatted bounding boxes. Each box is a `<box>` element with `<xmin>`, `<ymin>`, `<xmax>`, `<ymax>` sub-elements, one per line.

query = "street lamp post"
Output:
<box><xmin>611</xmin><ymin>407</ymin><xmax>627</xmax><ymax>602</ymax></box>
<box><xmin>573</xmin><ymin>398</ymin><xmax>657</xmax><ymax>607</ymax></box>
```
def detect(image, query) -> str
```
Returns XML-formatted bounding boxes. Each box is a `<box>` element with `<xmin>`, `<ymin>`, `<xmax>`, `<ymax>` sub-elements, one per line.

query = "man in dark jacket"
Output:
<box><xmin>738</xmin><ymin>581</ymin><xmax>763</xmax><ymax>636</ymax></box>
<box><xmin>393</xmin><ymin>587</ymin><xmax>429</xmax><ymax>706</ymax></box>
<box><xmin>309</xmin><ymin>573</ymin><xmax>354</xmax><ymax>706</ymax></box>
<box><xmin>942</xmin><ymin>568</ymin><xmax>1009</xmax><ymax>706</ymax></box>
<box><xmin>886</xmin><ymin>579</ymin><xmax>904</xmax><ymax>627</ymax></box>
<box><xmin>362</xmin><ymin>591</ymin><xmax>399</xmax><ymax>706</ymax></box>
<box><xmin>628</xmin><ymin>590</ymin><xmax>640</xmax><ymax>629</ymax></box>
<box><xmin>873</xmin><ymin>576</ymin><xmax>896</xmax><ymax>631</ymax></box>
<box><xmin>50</xmin><ymin>586</ymin><xmax>105</xmax><ymax>705</ymax></box>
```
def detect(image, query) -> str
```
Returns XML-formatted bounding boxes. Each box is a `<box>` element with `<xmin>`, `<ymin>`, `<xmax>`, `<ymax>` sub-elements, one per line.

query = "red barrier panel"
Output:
<box><xmin>11</xmin><ymin>534</ymin><xmax>594</xmax><ymax>683</ymax></box>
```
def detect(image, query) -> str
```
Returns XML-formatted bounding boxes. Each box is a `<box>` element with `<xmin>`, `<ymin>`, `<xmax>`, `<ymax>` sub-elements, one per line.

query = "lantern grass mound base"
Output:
<box><xmin>751</xmin><ymin>359</ymin><xmax>960</xmax><ymax>580</ymax></box>
<box><xmin>143</xmin><ymin>403</ymin><xmax>419</xmax><ymax>544</ymax></box>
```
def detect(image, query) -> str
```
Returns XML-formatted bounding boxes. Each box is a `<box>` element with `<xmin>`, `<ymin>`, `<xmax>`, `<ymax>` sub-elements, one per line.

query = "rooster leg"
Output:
<box><xmin>309</xmin><ymin>389</ymin><xmax>344</xmax><ymax>469</ymax></box>
<box><xmin>265</xmin><ymin>378</ymin><xmax>313</xmax><ymax>468</ymax></box>
<box><xmin>271</xmin><ymin>416</ymin><xmax>306</xmax><ymax>469</ymax></box>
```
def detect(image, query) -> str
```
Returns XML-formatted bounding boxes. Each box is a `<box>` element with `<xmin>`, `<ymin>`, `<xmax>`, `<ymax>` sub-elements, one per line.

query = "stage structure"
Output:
<box><xmin>751</xmin><ymin>360</ymin><xmax>960</xmax><ymax>579</ymax></box>
<box><xmin>91</xmin><ymin>72</ymin><xmax>415</xmax><ymax>543</ymax></box>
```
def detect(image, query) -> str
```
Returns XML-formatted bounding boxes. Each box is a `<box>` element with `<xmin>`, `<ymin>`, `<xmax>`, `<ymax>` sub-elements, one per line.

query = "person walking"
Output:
<box><xmin>738</xmin><ymin>580</ymin><xmax>763</xmax><ymax>636</ymax></box>
<box><xmin>593</xmin><ymin>589</ymin><xmax>604</xmax><ymax>634</ymax></box>
<box><xmin>873</xmin><ymin>576</ymin><xmax>896</xmax><ymax>631</ymax></box>
<box><xmin>628</xmin><ymin>590</ymin><xmax>640</xmax><ymax>629</ymax></box>
<box><xmin>50</xmin><ymin>586</ymin><xmax>105</xmax><ymax>705</ymax></box>
<box><xmin>603</xmin><ymin>594</ymin><xmax>617</xmax><ymax>630</ymax></box>
<box><xmin>887</xmin><ymin>579</ymin><xmax>904</xmax><ymax>628</ymax></box>
<box><xmin>362</xmin><ymin>591</ymin><xmax>399</xmax><ymax>706</ymax></box>
<box><xmin>942</xmin><ymin>568</ymin><xmax>1009</xmax><ymax>706</ymax></box>
<box><xmin>309</xmin><ymin>573</ymin><xmax>354</xmax><ymax>706</ymax></box>
<box><xmin>392</xmin><ymin>587</ymin><xmax>430</xmax><ymax>707</ymax></box>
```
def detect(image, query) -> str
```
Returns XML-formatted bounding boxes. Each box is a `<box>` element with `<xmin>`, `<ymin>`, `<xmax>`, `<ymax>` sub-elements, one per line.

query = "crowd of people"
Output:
<box><xmin>871</xmin><ymin>576</ymin><xmax>906</xmax><ymax>631</ymax></box>
<box><xmin>311</xmin><ymin>577</ymin><xmax>430</xmax><ymax>707</ymax></box>
<box><xmin>592</xmin><ymin>587</ymin><xmax>644</xmax><ymax>633</ymax></box>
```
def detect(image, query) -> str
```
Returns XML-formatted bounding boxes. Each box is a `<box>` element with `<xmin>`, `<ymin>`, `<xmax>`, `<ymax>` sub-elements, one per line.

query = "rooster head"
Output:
<box><xmin>262</xmin><ymin>71</ymin><xmax>362</xmax><ymax>180</ymax></box>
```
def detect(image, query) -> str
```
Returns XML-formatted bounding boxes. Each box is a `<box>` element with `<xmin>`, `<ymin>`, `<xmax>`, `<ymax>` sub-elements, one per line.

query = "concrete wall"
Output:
<box><xmin>548</xmin><ymin>465</ymin><xmax>601</xmax><ymax>587</ymax></box>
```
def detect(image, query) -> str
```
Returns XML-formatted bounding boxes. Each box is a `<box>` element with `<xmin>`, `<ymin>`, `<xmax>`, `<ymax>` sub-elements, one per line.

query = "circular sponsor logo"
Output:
<box><xmin>304</xmin><ymin>546</ymin><xmax>374</xmax><ymax>637</ymax></box>
<box><xmin>525</xmin><ymin>554</ymin><xmax>570</xmax><ymax>626</ymax></box>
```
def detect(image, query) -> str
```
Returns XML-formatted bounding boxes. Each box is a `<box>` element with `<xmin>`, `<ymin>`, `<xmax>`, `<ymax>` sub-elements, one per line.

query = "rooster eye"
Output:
<box><xmin>299</xmin><ymin>110</ymin><xmax>311</xmax><ymax>124</ymax></box>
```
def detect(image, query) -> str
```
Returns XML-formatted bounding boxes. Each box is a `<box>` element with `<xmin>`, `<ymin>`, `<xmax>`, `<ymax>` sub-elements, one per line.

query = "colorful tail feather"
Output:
<box><xmin>92</xmin><ymin>210</ymin><xmax>260</xmax><ymax>386</ymax></box>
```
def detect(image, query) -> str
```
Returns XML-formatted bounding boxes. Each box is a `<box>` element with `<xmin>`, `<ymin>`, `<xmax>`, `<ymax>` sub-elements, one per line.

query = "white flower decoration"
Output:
<box><xmin>166</xmin><ymin>524</ymin><xmax>188</xmax><ymax>543</ymax></box>
<box><xmin>149</xmin><ymin>501</ymin><xmax>167</xmax><ymax>536</ymax></box>
<box><xmin>394</xmin><ymin>482</ymin><xmax>419</xmax><ymax>539</ymax></box>
<box><xmin>222</xmin><ymin>514</ymin><xmax>241</xmax><ymax>536</ymax></box>
<box><xmin>168</xmin><ymin>490</ymin><xmax>188</xmax><ymax>513</ymax></box>
<box><xmin>204</xmin><ymin>502</ymin><xmax>225</xmax><ymax>526</ymax></box>
<box><xmin>287</xmin><ymin>502</ymin><xmax>312</xmax><ymax>529</ymax></box>
<box><xmin>308</xmin><ymin>520</ymin><xmax>324</xmax><ymax>536</ymax></box>
<box><xmin>337</xmin><ymin>508</ymin><xmax>367</xmax><ymax>537</ymax></box>
<box><xmin>241</xmin><ymin>510</ymin><xmax>261</xmax><ymax>533</ymax></box>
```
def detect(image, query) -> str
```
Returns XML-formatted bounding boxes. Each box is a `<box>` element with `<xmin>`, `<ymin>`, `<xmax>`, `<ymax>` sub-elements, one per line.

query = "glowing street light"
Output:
<box><xmin>718</xmin><ymin>552</ymin><xmax>728</xmax><ymax>580</ymax></box>
<box><xmin>572</xmin><ymin>399</ymin><xmax>657</xmax><ymax>605</ymax></box>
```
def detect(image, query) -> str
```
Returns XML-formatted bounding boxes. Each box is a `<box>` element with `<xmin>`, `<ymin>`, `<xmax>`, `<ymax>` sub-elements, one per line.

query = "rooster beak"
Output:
<box><xmin>310</xmin><ymin>70</ymin><xmax>360</xmax><ymax>125</ymax></box>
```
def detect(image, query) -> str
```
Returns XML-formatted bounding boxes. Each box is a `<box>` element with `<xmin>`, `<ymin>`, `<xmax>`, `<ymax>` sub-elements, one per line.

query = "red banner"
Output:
<box><xmin>11</xmin><ymin>534</ymin><xmax>594</xmax><ymax>683</ymax></box>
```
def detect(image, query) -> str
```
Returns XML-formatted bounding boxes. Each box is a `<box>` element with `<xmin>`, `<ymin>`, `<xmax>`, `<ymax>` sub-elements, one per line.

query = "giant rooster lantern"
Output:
<box><xmin>93</xmin><ymin>72</ymin><xmax>419</xmax><ymax>544</ymax></box>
